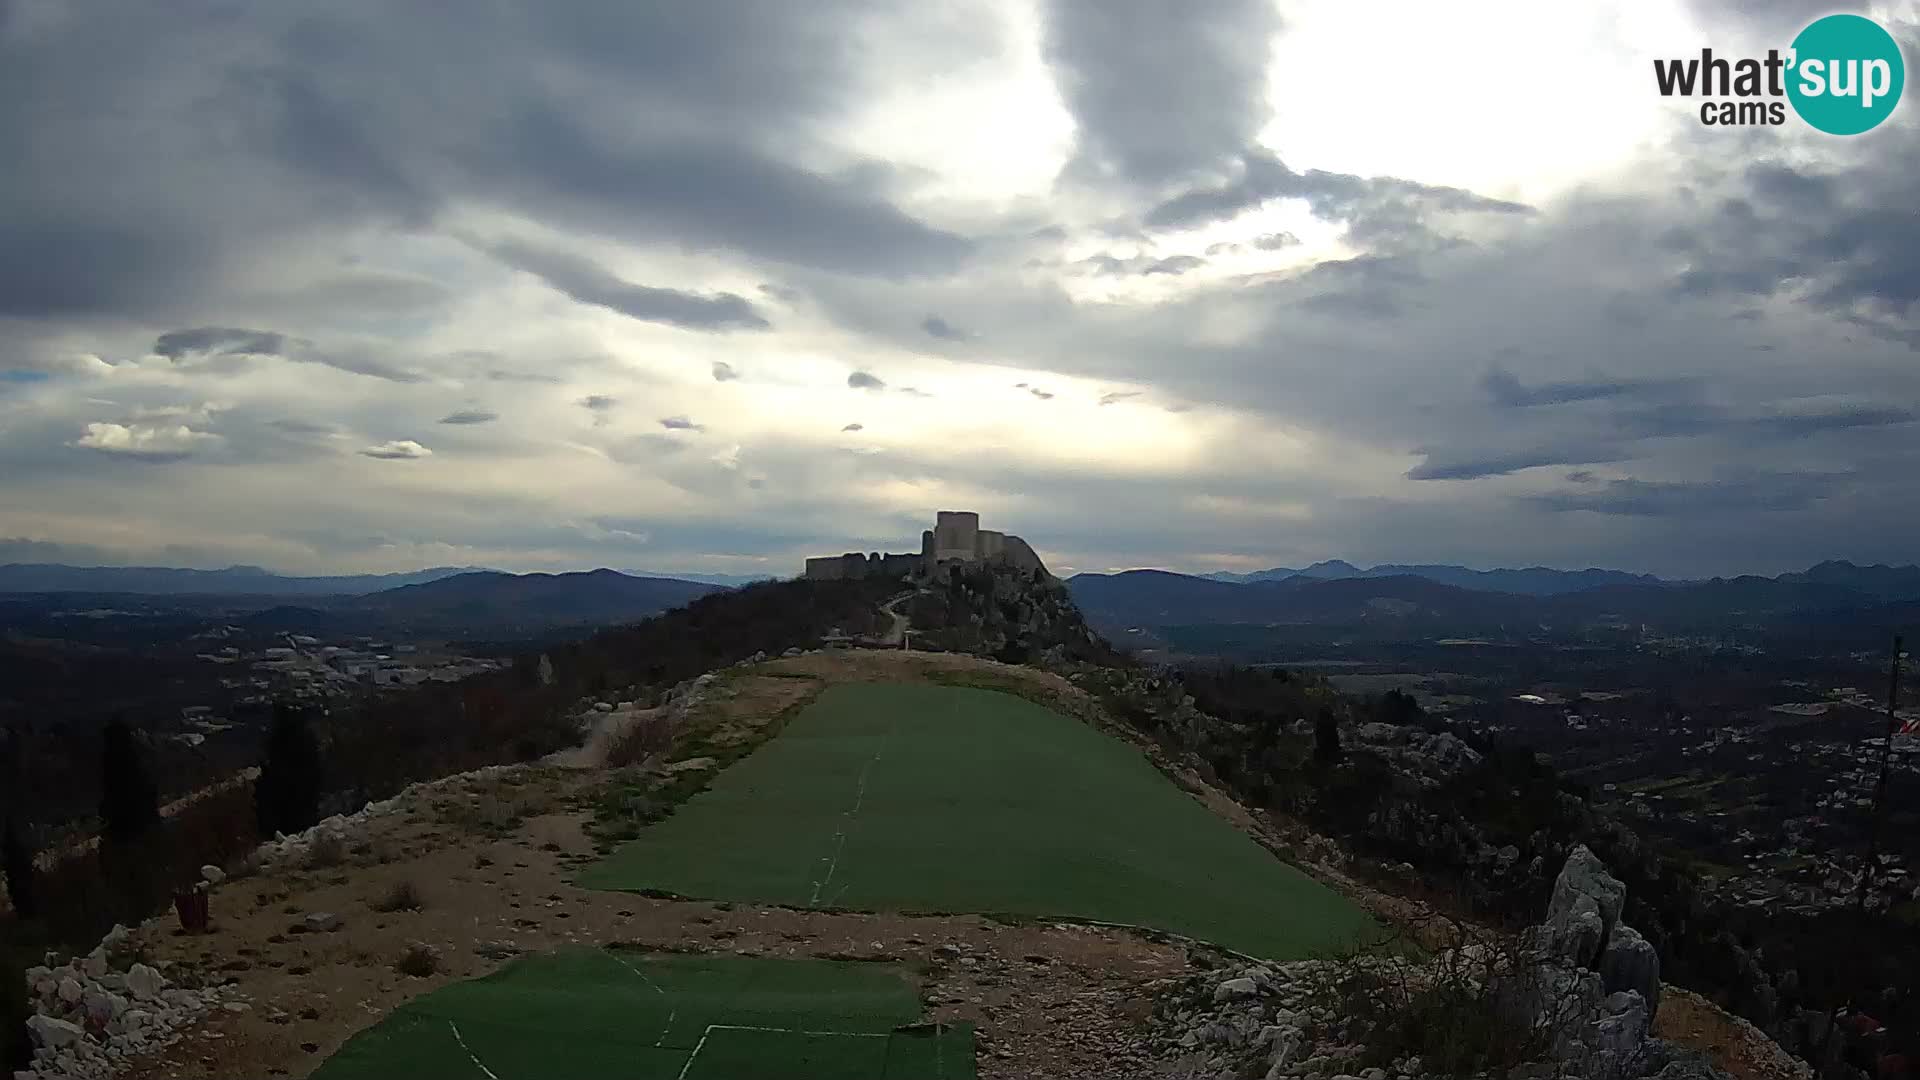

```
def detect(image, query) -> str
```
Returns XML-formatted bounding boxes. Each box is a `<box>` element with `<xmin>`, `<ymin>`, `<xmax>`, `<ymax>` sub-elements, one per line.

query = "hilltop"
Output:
<box><xmin>2</xmin><ymin>567</ymin><xmax>1849</xmax><ymax>1080</ymax></box>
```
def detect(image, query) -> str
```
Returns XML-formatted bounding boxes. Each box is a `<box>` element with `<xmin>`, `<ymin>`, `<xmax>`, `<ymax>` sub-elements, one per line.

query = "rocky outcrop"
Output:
<box><xmin>1492</xmin><ymin>846</ymin><xmax>1694</xmax><ymax>1080</ymax></box>
<box><xmin>18</xmin><ymin>925</ymin><xmax>249</xmax><ymax>1079</ymax></box>
<box><xmin>1547</xmin><ymin>846</ymin><xmax>1627</xmax><ymax>960</ymax></box>
<box><xmin>1346</xmin><ymin>724</ymin><xmax>1485</xmax><ymax>787</ymax></box>
<box><xmin>1600</xmin><ymin>925</ymin><xmax>1661</xmax><ymax>1017</ymax></box>
<box><xmin>1146</xmin><ymin>955</ymin><xmax>1721</xmax><ymax>1080</ymax></box>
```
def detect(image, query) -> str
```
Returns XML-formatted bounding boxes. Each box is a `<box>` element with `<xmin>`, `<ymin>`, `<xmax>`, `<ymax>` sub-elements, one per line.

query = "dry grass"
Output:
<box><xmin>370</xmin><ymin>881</ymin><xmax>424</xmax><ymax>914</ymax></box>
<box><xmin>393</xmin><ymin>941</ymin><xmax>440</xmax><ymax>978</ymax></box>
<box><xmin>304</xmin><ymin>834</ymin><xmax>348</xmax><ymax>871</ymax></box>
<box><xmin>605</xmin><ymin>714</ymin><xmax>676</xmax><ymax>768</ymax></box>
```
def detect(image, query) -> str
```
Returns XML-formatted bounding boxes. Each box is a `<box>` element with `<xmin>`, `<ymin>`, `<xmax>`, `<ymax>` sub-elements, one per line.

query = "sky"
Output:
<box><xmin>2</xmin><ymin>0</ymin><xmax>1918</xmax><ymax>580</ymax></box>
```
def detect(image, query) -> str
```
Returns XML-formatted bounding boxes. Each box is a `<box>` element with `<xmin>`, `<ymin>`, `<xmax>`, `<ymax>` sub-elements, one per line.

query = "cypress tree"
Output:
<box><xmin>255</xmin><ymin>702</ymin><xmax>324</xmax><ymax>837</ymax></box>
<box><xmin>1</xmin><ymin>817</ymin><xmax>34</xmax><ymax>919</ymax></box>
<box><xmin>99</xmin><ymin>717</ymin><xmax>161</xmax><ymax>844</ymax></box>
<box><xmin>1313</xmin><ymin>709</ymin><xmax>1344</xmax><ymax>764</ymax></box>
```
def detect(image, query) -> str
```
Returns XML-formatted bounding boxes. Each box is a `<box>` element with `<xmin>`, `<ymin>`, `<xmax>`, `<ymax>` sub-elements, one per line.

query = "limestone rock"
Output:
<box><xmin>199</xmin><ymin>864</ymin><xmax>226</xmax><ymax>886</ymax></box>
<box><xmin>1213</xmin><ymin>977</ymin><xmax>1258</xmax><ymax>1001</ymax></box>
<box><xmin>302</xmin><ymin>911</ymin><xmax>343</xmax><ymax>933</ymax></box>
<box><xmin>124</xmin><ymin>964</ymin><xmax>166</xmax><ymax>1001</ymax></box>
<box><xmin>56</xmin><ymin>976</ymin><xmax>83</xmax><ymax>1005</ymax></box>
<box><xmin>1599</xmin><ymin>923</ymin><xmax>1662</xmax><ymax>1016</ymax></box>
<box><xmin>1552</xmin><ymin>892</ymin><xmax>1606</xmax><ymax>967</ymax></box>
<box><xmin>1547</xmin><ymin>845</ymin><xmax>1625</xmax><ymax>953</ymax></box>
<box><xmin>26</xmin><ymin>1015</ymin><xmax>84</xmax><ymax>1049</ymax></box>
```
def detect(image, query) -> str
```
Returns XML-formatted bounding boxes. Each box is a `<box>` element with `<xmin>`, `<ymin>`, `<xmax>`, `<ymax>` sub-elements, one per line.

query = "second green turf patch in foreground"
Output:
<box><xmin>311</xmin><ymin>948</ymin><xmax>974</xmax><ymax>1080</ymax></box>
<box><xmin>582</xmin><ymin>682</ymin><xmax>1376</xmax><ymax>959</ymax></box>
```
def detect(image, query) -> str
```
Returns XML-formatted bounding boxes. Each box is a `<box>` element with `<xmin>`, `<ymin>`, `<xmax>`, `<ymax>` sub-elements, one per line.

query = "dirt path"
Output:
<box><xmin>877</xmin><ymin>591</ymin><xmax>913</xmax><ymax>647</ymax></box>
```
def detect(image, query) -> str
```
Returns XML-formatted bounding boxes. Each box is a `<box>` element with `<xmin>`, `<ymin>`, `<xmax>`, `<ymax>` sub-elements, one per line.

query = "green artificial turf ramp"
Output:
<box><xmin>311</xmin><ymin>948</ymin><xmax>973</xmax><ymax>1080</ymax></box>
<box><xmin>581</xmin><ymin>682</ymin><xmax>1376</xmax><ymax>959</ymax></box>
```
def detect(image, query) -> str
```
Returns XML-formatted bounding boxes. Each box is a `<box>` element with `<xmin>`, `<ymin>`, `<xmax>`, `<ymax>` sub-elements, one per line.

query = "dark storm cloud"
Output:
<box><xmin>1407</xmin><ymin>445</ymin><xmax>1627</xmax><ymax>482</ymax></box>
<box><xmin>659</xmin><ymin>415</ymin><xmax>705</xmax><ymax>432</ymax></box>
<box><xmin>483</xmin><ymin>237</ymin><xmax>770</xmax><ymax>332</ymax></box>
<box><xmin>153</xmin><ymin>327</ymin><xmax>289</xmax><ymax>360</ymax></box>
<box><xmin>1525</xmin><ymin>471</ymin><xmax>1848</xmax><ymax>516</ymax></box>
<box><xmin>0</xmin><ymin>223</ymin><xmax>213</xmax><ymax>319</ymax></box>
<box><xmin>841</xmin><ymin>423</ymin><xmax>863</xmax><ymax>432</ymax></box>
<box><xmin>710</xmin><ymin>361</ymin><xmax>739</xmax><ymax>382</ymax></box>
<box><xmin>1749</xmin><ymin>406</ymin><xmax>1917</xmax><ymax>437</ymax></box>
<box><xmin>1481</xmin><ymin>369</ymin><xmax>1645</xmax><ymax>407</ymax></box>
<box><xmin>1252</xmin><ymin>232</ymin><xmax>1300</xmax><ymax>251</ymax></box>
<box><xmin>1041</xmin><ymin>0</ymin><xmax>1281</xmax><ymax>187</ymax></box>
<box><xmin>1145</xmin><ymin>150</ymin><xmax>1529</xmax><ymax>251</ymax></box>
<box><xmin>438</xmin><ymin>410</ymin><xmax>498</xmax><ymax>425</ymax></box>
<box><xmin>149</xmin><ymin>326</ymin><xmax>425</xmax><ymax>382</ymax></box>
<box><xmin>579</xmin><ymin>395</ymin><xmax>616</xmax><ymax>411</ymax></box>
<box><xmin>847</xmin><ymin>371</ymin><xmax>886</xmax><ymax>391</ymax></box>
<box><xmin>1287</xmin><ymin>253</ymin><xmax>1425</xmax><ymax>316</ymax></box>
<box><xmin>0</xmin><ymin>0</ymin><xmax>974</xmax><ymax>341</ymax></box>
<box><xmin>474</xmin><ymin>107</ymin><xmax>973</xmax><ymax>278</ymax></box>
<box><xmin>922</xmin><ymin>315</ymin><xmax>967</xmax><ymax>340</ymax></box>
<box><xmin>1665</xmin><ymin>154</ymin><xmax>1920</xmax><ymax>343</ymax></box>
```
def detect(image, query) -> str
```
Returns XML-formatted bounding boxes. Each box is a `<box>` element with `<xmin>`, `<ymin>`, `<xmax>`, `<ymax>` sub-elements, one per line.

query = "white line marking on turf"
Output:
<box><xmin>674</xmin><ymin>1028</ymin><xmax>712</xmax><ymax>1080</ymax></box>
<box><xmin>676</xmin><ymin>1023</ymin><xmax>892</xmax><ymax>1079</ymax></box>
<box><xmin>448</xmin><ymin>1020</ymin><xmax>501</xmax><ymax>1080</ymax></box>
<box><xmin>610</xmin><ymin>951</ymin><xmax>678</xmax><ymax>1047</ymax></box>
<box><xmin>808</xmin><ymin>725</ymin><xmax>894</xmax><ymax>906</ymax></box>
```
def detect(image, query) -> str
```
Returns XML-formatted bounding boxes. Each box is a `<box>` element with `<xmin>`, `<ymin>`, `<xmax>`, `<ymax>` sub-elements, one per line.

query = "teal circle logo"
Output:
<box><xmin>1787</xmin><ymin>14</ymin><xmax>1905</xmax><ymax>135</ymax></box>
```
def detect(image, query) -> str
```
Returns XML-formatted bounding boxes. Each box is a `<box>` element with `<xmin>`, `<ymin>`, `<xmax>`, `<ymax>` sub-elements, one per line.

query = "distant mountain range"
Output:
<box><xmin>0</xmin><ymin>563</ymin><xmax>781</xmax><ymax>596</ymax></box>
<box><xmin>0</xmin><ymin>563</ymin><xmax>490</xmax><ymax>596</ymax></box>
<box><xmin>1199</xmin><ymin>560</ymin><xmax>1666</xmax><ymax>595</ymax></box>
<box><xmin>1196</xmin><ymin>559</ymin><xmax>1920</xmax><ymax>600</ymax></box>
<box><xmin>1070</xmin><ymin>560</ymin><xmax>1920</xmax><ymax>646</ymax></box>
<box><xmin>333</xmin><ymin>569</ymin><xmax>724</xmax><ymax>632</ymax></box>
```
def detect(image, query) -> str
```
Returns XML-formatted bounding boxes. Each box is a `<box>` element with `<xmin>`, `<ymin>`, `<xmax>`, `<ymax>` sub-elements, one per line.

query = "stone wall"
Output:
<box><xmin>933</xmin><ymin>510</ymin><xmax>981</xmax><ymax>563</ymax></box>
<box><xmin>804</xmin><ymin>511</ymin><xmax>1048</xmax><ymax>579</ymax></box>
<box><xmin>804</xmin><ymin>552</ymin><xmax>921</xmax><ymax>581</ymax></box>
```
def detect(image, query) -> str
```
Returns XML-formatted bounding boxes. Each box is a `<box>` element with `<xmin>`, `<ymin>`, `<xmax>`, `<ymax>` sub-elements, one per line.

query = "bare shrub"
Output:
<box><xmin>1303</xmin><ymin>916</ymin><xmax>1589</xmax><ymax>1078</ymax></box>
<box><xmin>605</xmin><ymin>714</ymin><xmax>675</xmax><ymax>768</ymax></box>
<box><xmin>304</xmin><ymin>833</ymin><xmax>348</xmax><ymax>870</ymax></box>
<box><xmin>394</xmin><ymin>942</ymin><xmax>441</xmax><ymax>978</ymax></box>
<box><xmin>371</xmin><ymin>880</ymin><xmax>424</xmax><ymax>913</ymax></box>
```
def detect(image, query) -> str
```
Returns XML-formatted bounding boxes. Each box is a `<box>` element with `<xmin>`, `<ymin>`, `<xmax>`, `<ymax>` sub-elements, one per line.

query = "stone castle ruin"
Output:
<box><xmin>804</xmin><ymin>510</ymin><xmax>1047</xmax><ymax>581</ymax></box>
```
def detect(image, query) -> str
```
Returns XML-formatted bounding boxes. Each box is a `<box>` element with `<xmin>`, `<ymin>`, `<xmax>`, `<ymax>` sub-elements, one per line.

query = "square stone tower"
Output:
<box><xmin>932</xmin><ymin>511</ymin><xmax>981</xmax><ymax>564</ymax></box>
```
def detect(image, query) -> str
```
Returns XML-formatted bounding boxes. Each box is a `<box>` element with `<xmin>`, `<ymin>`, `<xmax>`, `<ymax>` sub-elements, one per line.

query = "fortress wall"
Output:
<box><xmin>804</xmin><ymin>556</ymin><xmax>850</xmax><ymax>581</ymax></box>
<box><xmin>933</xmin><ymin>510</ymin><xmax>981</xmax><ymax>563</ymax></box>
<box><xmin>977</xmin><ymin>530</ymin><xmax>1006</xmax><ymax>560</ymax></box>
<box><xmin>879</xmin><ymin>553</ymin><xmax>922</xmax><ymax>576</ymax></box>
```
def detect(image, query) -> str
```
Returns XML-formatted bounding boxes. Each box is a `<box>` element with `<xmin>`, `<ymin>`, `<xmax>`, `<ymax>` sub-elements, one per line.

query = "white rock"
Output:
<box><xmin>56</xmin><ymin>977</ymin><xmax>83</xmax><ymax>1004</ymax></box>
<box><xmin>125</xmin><ymin>964</ymin><xmax>166</xmax><ymax>1001</ymax></box>
<box><xmin>81</xmin><ymin>989</ymin><xmax>126</xmax><ymax>1025</ymax></box>
<box><xmin>1213</xmin><ymin>977</ymin><xmax>1259</xmax><ymax>1001</ymax></box>
<box><xmin>26</xmin><ymin>1015</ymin><xmax>84</xmax><ymax>1049</ymax></box>
<box><xmin>200</xmin><ymin>864</ymin><xmax>226</xmax><ymax>886</ymax></box>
